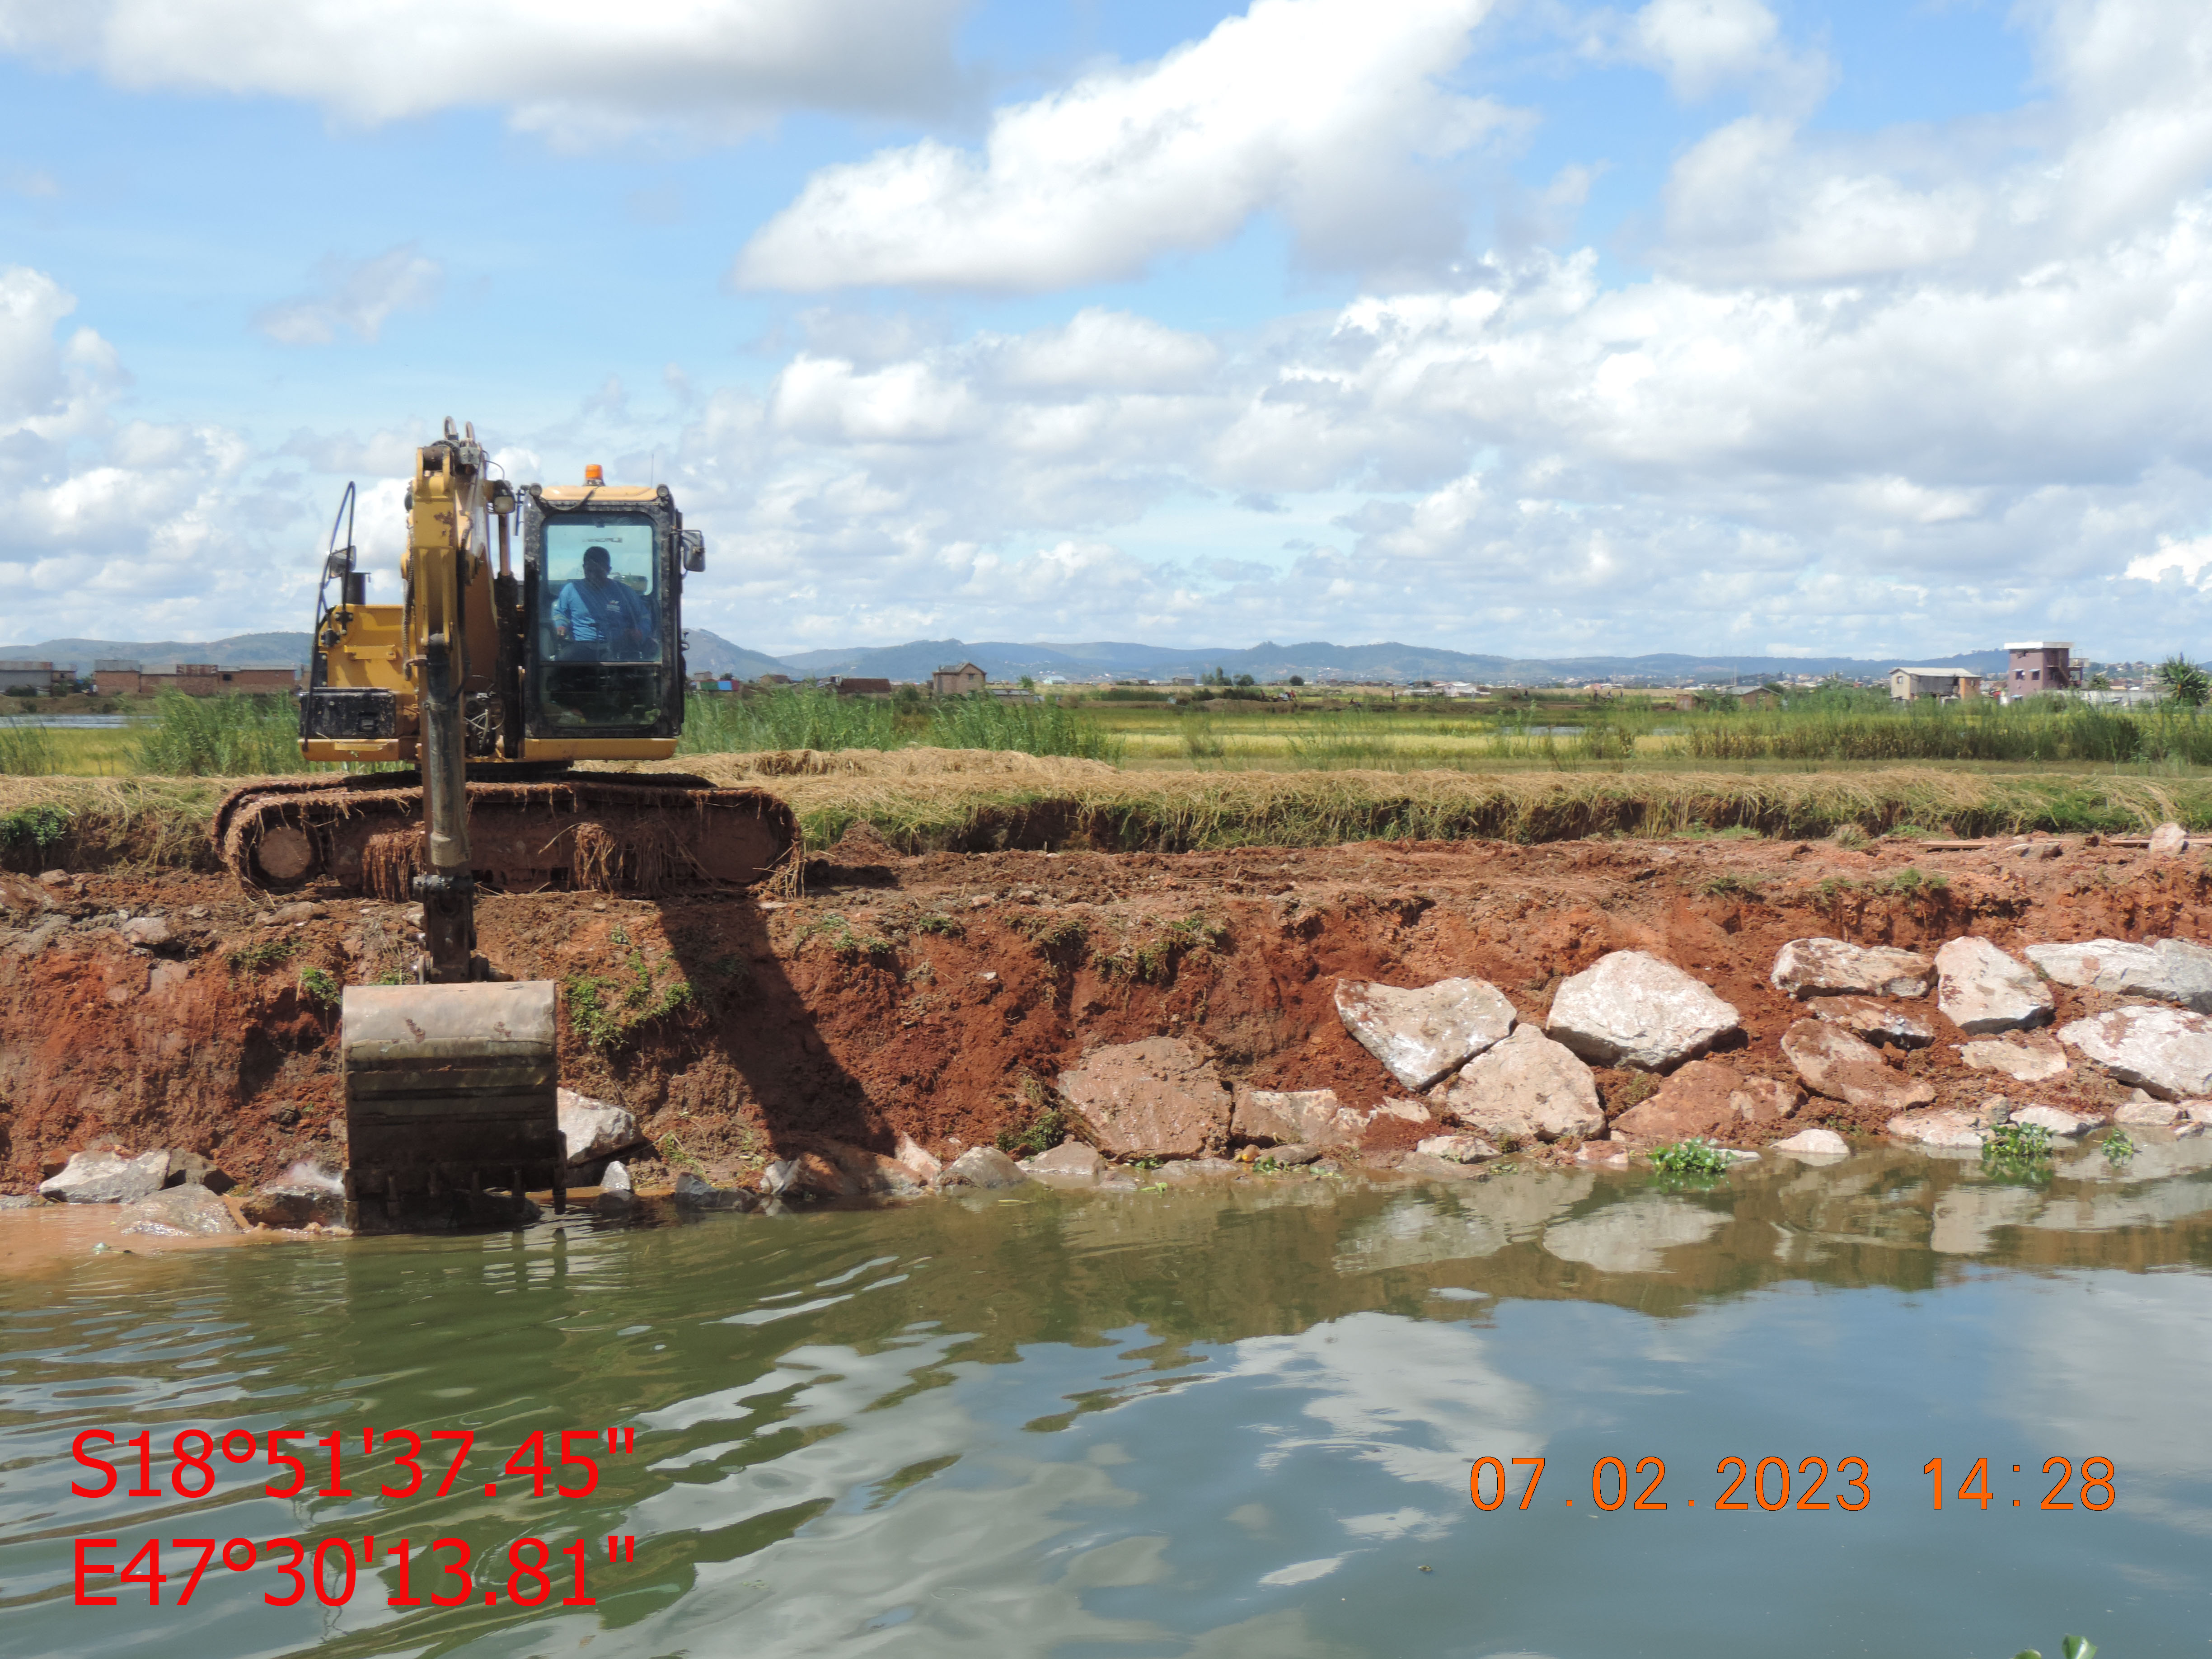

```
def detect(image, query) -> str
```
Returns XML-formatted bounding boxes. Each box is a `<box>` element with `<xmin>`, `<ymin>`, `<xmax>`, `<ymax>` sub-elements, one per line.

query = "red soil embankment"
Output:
<box><xmin>1</xmin><ymin>832</ymin><xmax>2199</xmax><ymax>1192</ymax></box>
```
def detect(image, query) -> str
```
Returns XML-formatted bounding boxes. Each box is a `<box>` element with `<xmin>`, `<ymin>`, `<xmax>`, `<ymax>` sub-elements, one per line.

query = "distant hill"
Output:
<box><xmin>5</xmin><ymin>633</ymin><xmax>316</xmax><ymax>671</ymax></box>
<box><xmin>774</xmin><ymin>638</ymin><xmax>2015</xmax><ymax>684</ymax></box>
<box><xmin>684</xmin><ymin>630</ymin><xmax>794</xmax><ymax>678</ymax></box>
<box><xmin>5</xmin><ymin>631</ymin><xmax>2020</xmax><ymax>685</ymax></box>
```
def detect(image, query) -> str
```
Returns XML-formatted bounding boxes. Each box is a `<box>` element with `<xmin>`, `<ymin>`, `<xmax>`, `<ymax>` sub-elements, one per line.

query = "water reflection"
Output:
<box><xmin>0</xmin><ymin>1138</ymin><xmax>2208</xmax><ymax>1656</ymax></box>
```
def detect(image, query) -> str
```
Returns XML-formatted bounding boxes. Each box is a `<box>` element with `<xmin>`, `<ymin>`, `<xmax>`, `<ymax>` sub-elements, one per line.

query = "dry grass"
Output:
<box><xmin>639</xmin><ymin>752</ymin><xmax>2212</xmax><ymax>858</ymax></box>
<box><xmin>11</xmin><ymin>751</ymin><xmax>2212</xmax><ymax>874</ymax></box>
<box><xmin>0</xmin><ymin>776</ymin><xmax>231</xmax><ymax>872</ymax></box>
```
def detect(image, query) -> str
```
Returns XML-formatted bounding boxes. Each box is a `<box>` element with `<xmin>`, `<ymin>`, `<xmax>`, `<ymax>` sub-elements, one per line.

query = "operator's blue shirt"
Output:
<box><xmin>552</xmin><ymin>576</ymin><xmax>651</xmax><ymax>649</ymax></box>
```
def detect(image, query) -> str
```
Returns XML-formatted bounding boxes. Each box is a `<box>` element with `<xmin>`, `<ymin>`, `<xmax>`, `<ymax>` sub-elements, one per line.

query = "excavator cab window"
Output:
<box><xmin>534</xmin><ymin>515</ymin><xmax>665</xmax><ymax>728</ymax></box>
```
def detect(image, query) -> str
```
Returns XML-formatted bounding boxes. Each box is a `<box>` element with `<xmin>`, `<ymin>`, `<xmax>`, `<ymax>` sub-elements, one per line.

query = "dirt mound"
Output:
<box><xmin>0</xmin><ymin>832</ymin><xmax>2196</xmax><ymax>1194</ymax></box>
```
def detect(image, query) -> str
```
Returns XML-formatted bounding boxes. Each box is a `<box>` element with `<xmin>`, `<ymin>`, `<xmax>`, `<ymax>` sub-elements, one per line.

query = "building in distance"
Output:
<box><xmin>931</xmin><ymin>661</ymin><xmax>986</xmax><ymax>696</ymax></box>
<box><xmin>1889</xmin><ymin>667</ymin><xmax>1985</xmax><ymax>702</ymax></box>
<box><xmin>2004</xmin><ymin>642</ymin><xmax>2072</xmax><ymax>695</ymax></box>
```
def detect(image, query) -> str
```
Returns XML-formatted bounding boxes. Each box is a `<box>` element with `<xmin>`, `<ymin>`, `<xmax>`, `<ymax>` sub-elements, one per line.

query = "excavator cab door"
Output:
<box><xmin>518</xmin><ymin>484</ymin><xmax>686</xmax><ymax>743</ymax></box>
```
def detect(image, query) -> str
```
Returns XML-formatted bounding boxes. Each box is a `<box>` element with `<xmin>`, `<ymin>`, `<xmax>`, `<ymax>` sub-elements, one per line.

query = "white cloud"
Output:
<box><xmin>254</xmin><ymin>244</ymin><xmax>442</xmax><ymax>346</ymax></box>
<box><xmin>1628</xmin><ymin>0</ymin><xmax>1789</xmax><ymax>99</ymax></box>
<box><xmin>2123</xmin><ymin>534</ymin><xmax>2212</xmax><ymax>586</ymax></box>
<box><xmin>0</xmin><ymin>0</ymin><xmax>967</xmax><ymax>141</ymax></box>
<box><xmin>735</xmin><ymin>0</ymin><xmax>1513</xmax><ymax>292</ymax></box>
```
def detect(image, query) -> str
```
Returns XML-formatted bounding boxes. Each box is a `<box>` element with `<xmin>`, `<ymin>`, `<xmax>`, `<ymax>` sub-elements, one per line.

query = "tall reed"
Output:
<box><xmin>131</xmin><ymin>693</ymin><xmax>308</xmax><ymax>776</ymax></box>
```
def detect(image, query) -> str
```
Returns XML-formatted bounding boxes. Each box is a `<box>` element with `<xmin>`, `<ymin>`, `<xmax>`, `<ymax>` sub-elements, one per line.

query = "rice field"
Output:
<box><xmin>13</xmin><ymin>679</ymin><xmax>2212</xmax><ymax>874</ymax></box>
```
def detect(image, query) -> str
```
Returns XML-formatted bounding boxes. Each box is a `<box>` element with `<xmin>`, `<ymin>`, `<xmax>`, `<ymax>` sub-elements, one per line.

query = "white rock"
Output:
<box><xmin>673</xmin><ymin>1170</ymin><xmax>752</xmax><ymax>1210</ymax></box>
<box><xmin>2149</xmin><ymin>821</ymin><xmax>2189</xmax><ymax>856</ymax></box>
<box><xmin>1808</xmin><ymin>996</ymin><xmax>1936</xmax><ymax>1049</ymax></box>
<box><xmin>1781</xmin><ymin>1021</ymin><xmax>1936</xmax><ymax>1111</ymax></box>
<box><xmin>2187</xmin><ymin>1099</ymin><xmax>2212</xmax><ymax>1123</ymax></box>
<box><xmin>1545</xmin><ymin>950</ymin><xmax>1742</xmax><ymax>1071</ymax></box>
<box><xmin>2111</xmin><ymin>1098</ymin><xmax>2181</xmax><ymax>1126</ymax></box>
<box><xmin>893</xmin><ymin>1133</ymin><xmax>942</xmax><ymax>1182</ymax></box>
<box><xmin>1233</xmin><ymin>1087</ymin><xmax>1365</xmax><ymax>1148</ymax></box>
<box><xmin>1332</xmin><ymin>976</ymin><xmax>1516</xmax><ymax>1091</ymax></box>
<box><xmin>1770</xmin><ymin>937</ymin><xmax>1933</xmax><ymax>999</ymax></box>
<box><xmin>936</xmin><ymin>1147</ymin><xmax>1031</xmax><ymax>1190</ymax></box>
<box><xmin>38</xmin><ymin>1149</ymin><xmax>170</xmax><ymax>1204</ymax></box>
<box><xmin>2057</xmin><ymin>1004</ymin><xmax>2212</xmax><ymax>1097</ymax></box>
<box><xmin>600</xmin><ymin>1160</ymin><xmax>632</xmax><ymax>1193</ymax></box>
<box><xmin>557</xmin><ymin>1088</ymin><xmax>637</xmax><ymax>1165</ymax></box>
<box><xmin>1415</xmin><ymin>1134</ymin><xmax>1499</xmax><ymax>1163</ymax></box>
<box><xmin>1886</xmin><ymin>1108</ymin><xmax>1986</xmax><ymax>1149</ymax></box>
<box><xmin>121</xmin><ymin>915</ymin><xmax>173</xmax><ymax>949</ymax></box>
<box><xmin>1433</xmin><ymin>1025</ymin><xmax>1605</xmax><ymax>1143</ymax></box>
<box><xmin>1371</xmin><ymin>1098</ymin><xmax>1435</xmax><ymax>1126</ymax></box>
<box><xmin>2010</xmin><ymin>1104</ymin><xmax>2092</xmax><ymax>1137</ymax></box>
<box><xmin>2022</xmin><ymin>938</ymin><xmax>2212</xmax><ymax>1013</ymax></box>
<box><xmin>1023</xmin><ymin>1140</ymin><xmax>1105</xmax><ymax>1181</ymax></box>
<box><xmin>1934</xmin><ymin>937</ymin><xmax>2053</xmax><ymax>1034</ymax></box>
<box><xmin>1956</xmin><ymin>1034</ymin><xmax>2070</xmax><ymax>1082</ymax></box>
<box><xmin>1771</xmin><ymin>1127</ymin><xmax>1850</xmax><ymax>1157</ymax></box>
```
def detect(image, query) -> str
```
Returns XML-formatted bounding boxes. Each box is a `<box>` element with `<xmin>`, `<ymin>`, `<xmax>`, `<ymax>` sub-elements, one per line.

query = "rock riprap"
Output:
<box><xmin>39</xmin><ymin>1149</ymin><xmax>170</xmax><ymax>1204</ymax></box>
<box><xmin>240</xmin><ymin>1179</ymin><xmax>344</xmax><ymax>1228</ymax></box>
<box><xmin>1023</xmin><ymin>1140</ymin><xmax>1105</xmax><ymax>1181</ymax></box>
<box><xmin>1059</xmin><ymin>1037</ymin><xmax>1232</xmax><ymax>1158</ymax></box>
<box><xmin>2010</xmin><ymin>1104</ymin><xmax>2092</xmax><ymax>1137</ymax></box>
<box><xmin>1886</xmin><ymin>1106</ymin><xmax>1996</xmax><ymax>1149</ymax></box>
<box><xmin>2057</xmin><ymin>1006</ymin><xmax>2212</xmax><ymax>1098</ymax></box>
<box><xmin>1808</xmin><ymin>996</ymin><xmax>1936</xmax><ymax>1049</ymax></box>
<box><xmin>122</xmin><ymin>1184</ymin><xmax>239</xmax><ymax>1237</ymax></box>
<box><xmin>1608</xmin><ymin>1059</ymin><xmax>1800</xmax><ymax>1146</ymax></box>
<box><xmin>1781</xmin><ymin>1021</ymin><xmax>1936</xmax><ymax>1112</ymax></box>
<box><xmin>557</xmin><ymin>1088</ymin><xmax>638</xmax><ymax>1165</ymax></box>
<box><xmin>1333</xmin><ymin>976</ymin><xmax>1516</xmax><ymax>1091</ymax></box>
<box><xmin>1433</xmin><ymin>1025</ymin><xmax>1604</xmax><ymax>1143</ymax></box>
<box><xmin>935</xmin><ymin>1147</ymin><xmax>1031</xmax><ymax>1190</ymax></box>
<box><xmin>1415</xmin><ymin>1134</ymin><xmax>1499</xmax><ymax>1163</ymax></box>
<box><xmin>1772</xmin><ymin>1127</ymin><xmax>1850</xmax><ymax>1156</ymax></box>
<box><xmin>1957</xmin><ymin>1033</ymin><xmax>2069</xmax><ymax>1082</ymax></box>
<box><xmin>1545</xmin><ymin>951</ymin><xmax>1741</xmax><ymax>1071</ymax></box>
<box><xmin>1770</xmin><ymin>938</ymin><xmax>1933</xmax><ymax>1000</ymax></box>
<box><xmin>2023</xmin><ymin>938</ymin><xmax>2212</xmax><ymax>1013</ymax></box>
<box><xmin>1233</xmin><ymin>1087</ymin><xmax>1358</xmax><ymax>1148</ymax></box>
<box><xmin>1934</xmin><ymin>938</ymin><xmax>2053</xmax><ymax>1034</ymax></box>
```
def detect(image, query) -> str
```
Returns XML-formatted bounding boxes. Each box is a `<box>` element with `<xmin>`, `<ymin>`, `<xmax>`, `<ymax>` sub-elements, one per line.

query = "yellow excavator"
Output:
<box><xmin>216</xmin><ymin>420</ymin><xmax>796</xmax><ymax>1229</ymax></box>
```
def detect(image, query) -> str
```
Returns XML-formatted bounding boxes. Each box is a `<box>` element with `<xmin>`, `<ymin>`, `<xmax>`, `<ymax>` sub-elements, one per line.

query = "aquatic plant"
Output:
<box><xmin>2102</xmin><ymin>1129</ymin><xmax>2136</xmax><ymax>1167</ymax></box>
<box><xmin>2014</xmin><ymin>1636</ymin><xmax>2095</xmax><ymax>1659</ymax></box>
<box><xmin>1982</xmin><ymin>1120</ymin><xmax>2056</xmax><ymax>1181</ymax></box>
<box><xmin>1648</xmin><ymin>1137</ymin><xmax>1732</xmax><ymax>1177</ymax></box>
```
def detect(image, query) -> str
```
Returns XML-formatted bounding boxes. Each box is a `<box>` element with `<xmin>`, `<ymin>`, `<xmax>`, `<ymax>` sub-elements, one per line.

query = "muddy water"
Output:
<box><xmin>5</xmin><ymin>1143</ymin><xmax>2211</xmax><ymax>1658</ymax></box>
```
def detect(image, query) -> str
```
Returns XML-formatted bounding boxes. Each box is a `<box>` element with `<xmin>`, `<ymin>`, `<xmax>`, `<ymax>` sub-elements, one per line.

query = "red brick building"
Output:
<box><xmin>93</xmin><ymin>662</ymin><xmax>300</xmax><ymax>696</ymax></box>
<box><xmin>2004</xmin><ymin>642</ymin><xmax>2071</xmax><ymax>696</ymax></box>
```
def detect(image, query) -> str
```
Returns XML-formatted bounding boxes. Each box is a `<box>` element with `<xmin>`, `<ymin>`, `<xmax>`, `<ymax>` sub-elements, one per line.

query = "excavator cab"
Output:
<box><xmin>520</xmin><ymin>481</ymin><xmax>698</xmax><ymax>742</ymax></box>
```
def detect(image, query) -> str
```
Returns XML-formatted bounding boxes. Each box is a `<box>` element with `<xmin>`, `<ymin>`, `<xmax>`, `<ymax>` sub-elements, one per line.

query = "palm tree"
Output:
<box><xmin>2156</xmin><ymin>654</ymin><xmax>2210</xmax><ymax>707</ymax></box>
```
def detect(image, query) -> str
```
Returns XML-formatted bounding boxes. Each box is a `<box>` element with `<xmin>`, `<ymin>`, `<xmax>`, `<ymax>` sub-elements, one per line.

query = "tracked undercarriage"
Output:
<box><xmin>215</xmin><ymin>771</ymin><xmax>798</xmax><ymax>897</ymax></box>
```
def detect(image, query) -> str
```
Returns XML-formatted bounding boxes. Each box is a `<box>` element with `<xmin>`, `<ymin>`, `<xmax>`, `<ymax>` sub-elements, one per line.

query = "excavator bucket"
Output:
<box><xmin>339</xmin><ymin>981</ymin><xmax>565</xmax><ymax>1232</ymax></box>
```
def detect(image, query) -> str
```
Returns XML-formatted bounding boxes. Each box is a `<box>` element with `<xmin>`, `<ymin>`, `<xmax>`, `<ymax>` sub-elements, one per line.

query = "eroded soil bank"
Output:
<box><xmin>2</xmin><ymin>830</ymin><xmax>2201</xmax><ymax>1195</ymax></box>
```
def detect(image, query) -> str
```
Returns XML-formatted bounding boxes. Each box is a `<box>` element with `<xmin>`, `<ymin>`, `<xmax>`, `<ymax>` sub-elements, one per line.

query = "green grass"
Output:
<box><xmin>226</xmin><ymin>936</ymin><xmax>302</xmax><ymax>973</ymax></box>
<box><xmin>680</xmin><ymin>685</ymin><xmax>1122</xmax><ymax>762</ymax></box>
<box><xmin>0</xmin><ymin>723</ymin><xmax>63</xmax><ymax>776</ymax></box>
<box><xmin>133</xmin><ymin>692</ymin><xmax>311</xmax><ymax>777</ymax></box>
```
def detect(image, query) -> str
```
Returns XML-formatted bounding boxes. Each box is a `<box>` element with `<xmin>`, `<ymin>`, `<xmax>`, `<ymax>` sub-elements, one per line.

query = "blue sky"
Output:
<box><xmin>3</xmin><ymin>0</ymin><xmax>2210</xmax><ymax>661</ymax></box>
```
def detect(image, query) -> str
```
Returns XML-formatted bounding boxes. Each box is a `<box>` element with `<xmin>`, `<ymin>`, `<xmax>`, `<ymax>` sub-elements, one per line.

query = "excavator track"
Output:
<box><xmin>215</xmin><ymin>773</ymin><xmax>797</xmax><ymax>897</ymax></box>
